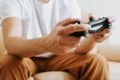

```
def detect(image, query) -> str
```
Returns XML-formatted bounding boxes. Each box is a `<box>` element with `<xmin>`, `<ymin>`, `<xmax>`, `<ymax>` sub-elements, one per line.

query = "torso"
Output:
<box><xmin>19</xmin><ymin>0</ymin><xmax>75</xmax><ymax>39</ymax></box>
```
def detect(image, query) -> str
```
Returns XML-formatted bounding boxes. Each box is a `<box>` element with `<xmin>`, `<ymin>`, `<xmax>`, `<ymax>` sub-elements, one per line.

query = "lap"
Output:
<box><xmin>45</xmin><ymin>53</ymin><xmax>107</xmax><ymax>71</ymax></box>
<box><xmin>0</xmin><ymin>53</ymin><xmax>106</xmax><ymax>71</ymax></box>
<box><xmin>44</xmin><ymin>53</ymin><xmax>108</xmax><ymax>79</ymax></box>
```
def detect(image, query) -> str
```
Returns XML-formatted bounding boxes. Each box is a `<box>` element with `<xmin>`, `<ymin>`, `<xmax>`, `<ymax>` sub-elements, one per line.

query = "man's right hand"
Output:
<box><xmin>44</xmin><ymin>18</ymin><xmax>91</xmax><ymax>55</ymax></box>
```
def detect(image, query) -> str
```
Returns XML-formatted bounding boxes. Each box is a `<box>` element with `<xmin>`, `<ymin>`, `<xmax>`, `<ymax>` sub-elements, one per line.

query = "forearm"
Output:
<box><xmin>4</xmin><ymin>36</ymin><xmax>48</xmax><ymax>57</ymax></box>
<box><xmin>75</xmin><ymin>37</ymin><xmax>96</xmax><ymax>55</ymax></box>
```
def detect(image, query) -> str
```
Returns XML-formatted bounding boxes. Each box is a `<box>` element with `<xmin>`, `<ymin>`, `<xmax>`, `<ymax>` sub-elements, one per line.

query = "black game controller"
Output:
<box><xmin>70</xmin><ymin>17</ymin><xmax>112</xmax><ymax>37</ymax></box>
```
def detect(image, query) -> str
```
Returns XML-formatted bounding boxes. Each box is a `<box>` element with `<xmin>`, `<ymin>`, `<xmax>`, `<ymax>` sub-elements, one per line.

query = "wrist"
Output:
<box><xmin>42</xmin><ymin>35</ymin><xmax>56</xmax><ymax>53</ymax></box>
<box><xmin>74</xmin><ymin>37</ymin><xmax>96</xmax><ymax>55</ymax></box>
<box><xmin>87</xmin><ymin>35</ymin><xmax>97</xmax><ymax>43</ymax></box>
<box><xmin>37</xmin><ymin>36</ymin><xmax>50</xmax><ymax>53</ymax></box>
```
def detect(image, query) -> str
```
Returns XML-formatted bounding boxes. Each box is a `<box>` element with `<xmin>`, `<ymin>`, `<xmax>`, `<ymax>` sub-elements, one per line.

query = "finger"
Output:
<box><xmin>94</xmin><ymin>32</ymin><xmax>111</xmax><ymax>40</ymax></box>
<box><xmin>58</xmin><ymin>18</ymin><xmax>81</xmax><ymax>26</ymax></box>
<box><xmin>58</xmin><ymin>24</ymin><xmax>91</xmax><ymax>35</ymax></box>
<box><xmin>95</xmin><ymin>34</ymin><xmax>110</xmax><ymax>43</ymax></box>
<box><xmin>57</xmin><ymin>36</ymin><xmax>81</xmax><ymax>45</ymax></box>
<box><xmin>96</xmin><ymin>29</ymin><xmax>111</xmax><ymax>34</ymax></box>
<box><xmin>94</xmin><ymin>34</ymin><xmax>105</xmax><ymax>39</ymax></box>
<box><xmin>108</xmin><ymin>16</ymin><xmax>116</xmax><ymax>23</ymax></box>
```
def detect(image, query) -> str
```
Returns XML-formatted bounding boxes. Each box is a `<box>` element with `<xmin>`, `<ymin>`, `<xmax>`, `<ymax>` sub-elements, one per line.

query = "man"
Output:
<box><xmin>0</xmin><ymin>0</ymin><xmax>113</xmax><ymax>80</ymax></box>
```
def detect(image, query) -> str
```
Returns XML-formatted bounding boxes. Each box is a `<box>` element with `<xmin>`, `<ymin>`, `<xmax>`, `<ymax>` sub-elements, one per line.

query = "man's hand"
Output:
<box><xmin>44</xmin><ymin>18</ymin><xmax>91</xmax><ymax>55</ymax></box>
<box><xmin>88</xmin><ymin>17</ymin><xmax>115</xmax><ymax>43</ymax></box>
<box><xmin>90</xmin><ymin>29</ymin><xmax>111</xmax><ymax>43</ymax></box>
<box><xmin>74</xmin><ymin>17</ymin><xmax>115</xmax><ymax>55</ymax></box>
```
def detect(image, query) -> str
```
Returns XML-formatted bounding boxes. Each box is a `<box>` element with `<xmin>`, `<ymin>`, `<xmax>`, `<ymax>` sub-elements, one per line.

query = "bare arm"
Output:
<box><xmin>75</xmin><ymin>17</ymin><xmax>114</xmax><ymax>55</ymax></box>
<box><xmin>2</xmin><ymin>18</ymin><xmax>91</xmax><ymax>57</ymax></box>
<box><xmin>2</xmin><ymin>18</ymin><xmax>48</xmax><ymax>57</ymax></box>
<box><xmin>75</xmin><ymin>36</ymin><xmax>97</xmax><ymax>55</ymax></box>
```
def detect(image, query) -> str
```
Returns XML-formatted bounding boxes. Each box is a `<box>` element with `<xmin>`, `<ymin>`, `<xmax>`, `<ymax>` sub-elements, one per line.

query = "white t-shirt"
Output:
<box><xmin>0</xmin><ymin>0</ymin><xmax>81</xmax><ymax>57</ymax></box>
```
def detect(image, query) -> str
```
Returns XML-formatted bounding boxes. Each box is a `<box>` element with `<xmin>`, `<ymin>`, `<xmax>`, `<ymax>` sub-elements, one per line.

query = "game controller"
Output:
<box><xmin>70</xmin><ymin>17</ymin><xmax>112</xmax><ymax>37</ymax></box>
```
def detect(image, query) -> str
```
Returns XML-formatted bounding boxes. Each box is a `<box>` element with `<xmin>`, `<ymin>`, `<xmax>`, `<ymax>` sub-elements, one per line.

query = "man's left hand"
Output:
<box><xmin>88</xmin><ymin>17</ymin><xmax>115</xmax><ymax>43</ymax></box>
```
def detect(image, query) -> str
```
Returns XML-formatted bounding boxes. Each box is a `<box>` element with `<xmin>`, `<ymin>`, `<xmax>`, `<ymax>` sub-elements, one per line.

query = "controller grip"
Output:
<box><xmin>70</xmin><ymin>31</ymin><xmax>88</xmax><ymax>37</ymax></box>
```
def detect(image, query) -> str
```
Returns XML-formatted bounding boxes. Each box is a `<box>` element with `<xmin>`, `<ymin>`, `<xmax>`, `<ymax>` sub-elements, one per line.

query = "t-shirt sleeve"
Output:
<box><xmin>69</xmin><ymin>0</ymin><xmax>81</xmax><ymax>18</ymax></box>
<box><xmin>0</xmin><ymin>0</ymin><xmax>21</xmax><ymax>25</ymax></box>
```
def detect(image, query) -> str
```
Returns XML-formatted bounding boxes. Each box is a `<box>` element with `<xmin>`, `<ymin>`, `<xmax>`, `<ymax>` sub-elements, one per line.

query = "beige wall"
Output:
<box><xmin>97</xmin><ymin>40</ymin><xmax>120</xmax><ymax>62</ymax></box>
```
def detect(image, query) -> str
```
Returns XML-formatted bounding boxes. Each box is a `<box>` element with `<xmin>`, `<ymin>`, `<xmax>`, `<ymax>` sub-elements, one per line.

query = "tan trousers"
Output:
<box><xmin>0</xmin><ymin>53</ymin><xmax>110</xmax><ymax>80</ymax></box>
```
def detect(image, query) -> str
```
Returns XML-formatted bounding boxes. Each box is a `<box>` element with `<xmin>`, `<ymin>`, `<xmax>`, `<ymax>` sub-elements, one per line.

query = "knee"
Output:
<box><xmin>0</xmin><ymin>54</ymin><xmax>35</xmax><ymax>70</ymax></box>
<box><xmin>0</xmin><ymin>54</ymin><xmax>22</xmax><ymax>79</ymax></box>
<box><xmin>90</xmin><ymin>54</ymin><xmax>108</xmax><ymax>66</ymax></box>
<box><xmin>0</xmin><ymin>54</ymin><xmax>37</xmax><ymax>80</ymax></box>
<box><xmin>0</xmin><ymin>54</ymin><xmax>21</xmax><ymax>68</ymax></box>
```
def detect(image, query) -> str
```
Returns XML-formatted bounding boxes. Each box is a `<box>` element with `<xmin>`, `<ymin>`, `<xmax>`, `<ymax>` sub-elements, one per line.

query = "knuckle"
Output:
<box><xmin>80</xmin><ymin>26</ymin><xmax>85</xmax><ymax>30</ymax></box>
<box><xmin>67</xmin><ymin>18</ymin><xmax>73</xmax><ymax>21</ymax></box>
<box><xmin>58</xmin><ymin>29</ymin><xmax>65</xmax><ymax>35</ymax></box>
<box><xmin>81</xmin><ymin>24</ymin><xmax>88</xmax><ymax>30</ymax></box>
<box><xmin>100</xmin><ymin>34</ymin><xmax>105</xmax><ymax>37</ymax></box>
<box><xmin>58</xmin><ymin>21</ymin><xmax>63</xmax><ymax>25</ymax></box>
<box><xmin>56</xmin><ymin>37</ymin><xmax>64</xmax><ymax>45</ymax></box>
<box><xmin>69</xmin><ymin>24</ymin><xmax>76</xmax><ymax>30</ymax></box>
